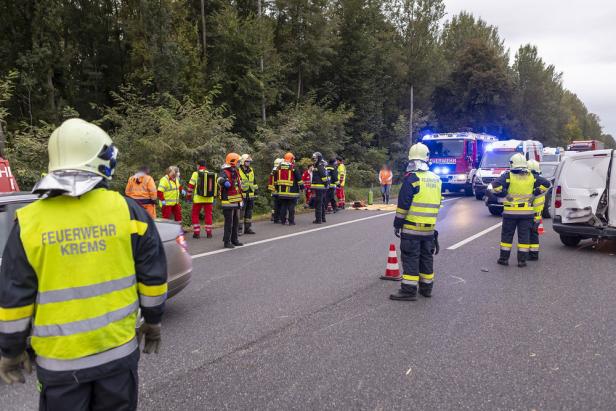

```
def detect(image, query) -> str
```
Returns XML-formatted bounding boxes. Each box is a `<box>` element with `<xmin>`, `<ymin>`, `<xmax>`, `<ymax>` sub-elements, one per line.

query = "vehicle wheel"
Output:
<box><xmin>488</xmin><ymin>206</ymin><xmax>503</xmax><ymax>216</ymax></box>
<box><xmin>475</xmin><ymin>192</ymin><xmax>484</xmax><ymax>201</ymax></box>
<box><xmin>464</xmin><ymin>186</ymin><xmax>473</xmax><ymax>196</ymax></box>
<box><xmin>560</xmin><ymin>235</ymin><xmax>581</xmax><ymax>247</ymax></box>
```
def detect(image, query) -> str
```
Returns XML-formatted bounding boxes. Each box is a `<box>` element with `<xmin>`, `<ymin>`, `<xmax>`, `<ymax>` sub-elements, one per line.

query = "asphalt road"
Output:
<box><xmin>3</xmin><ymin>196</ymin><xmax>616</xmax><ymax>410</ymax></box>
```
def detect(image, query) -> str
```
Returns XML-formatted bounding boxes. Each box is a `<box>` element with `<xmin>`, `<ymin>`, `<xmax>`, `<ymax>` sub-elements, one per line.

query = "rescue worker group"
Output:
<box><xmin>126</xmin><ymin>150</ymin><xmax>346</xmax><ymax>249</ymax></box>
<box><xmin>0</xmin><ymin>118</ymin><xmax>549</xmax><ymax>410</ymax></box>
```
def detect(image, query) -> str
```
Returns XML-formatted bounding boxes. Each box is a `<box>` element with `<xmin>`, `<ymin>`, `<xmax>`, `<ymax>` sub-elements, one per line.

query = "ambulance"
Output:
<box><xmin>421</xmin><ymin>132</ymin><xmax>498</xmax><ymax>195</ymax></box>
<box><xmin>472</xmin><ymin>140</ymin><xmax>543</xmax><ymax>215</ymax></box>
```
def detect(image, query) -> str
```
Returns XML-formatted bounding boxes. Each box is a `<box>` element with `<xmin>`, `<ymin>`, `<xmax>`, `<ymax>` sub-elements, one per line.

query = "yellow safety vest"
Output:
<box><xmin>189</xmin><ymin>171</ymin><xmax>215</xmax><ymax>204</ymax></box>
<box><xmin>238</xmin><ymin>167</ymin><xmax>258</xmax><ymax>198</ymax></box>
<box><xmin>337</xmin><ymin>164</ymin><xmax>346</xmax><ymax>187</ymax></box>
<box><xmin>402</xmin><ymin>171</ymin><xmax>442</xmax><ymax>236</ymax></box>
<box><xmin>16</xmin><ymin>189</ymin><xmax>161</xmax><ymax>371</ymax></box>
<box><xmin>158</xmin><ymin>175</ymin><xmax>180</xmax><ymax>206</ymax></box>
<box><xmin>504</xmin><ymin>172</ymin><xmax>535</xmax><ymax>216</ymax></box>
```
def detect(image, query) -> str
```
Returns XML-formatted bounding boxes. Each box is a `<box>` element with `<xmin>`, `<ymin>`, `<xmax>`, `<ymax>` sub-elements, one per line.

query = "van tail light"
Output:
<box><xmin>176</xmin><ymin>233</ymin><xmax>189</xmax><ymax>252</ymax></box>
<box><xmin>555</xmin><ymin>186</ymin><xmax>562</xmax><ymax>209</ymax></box>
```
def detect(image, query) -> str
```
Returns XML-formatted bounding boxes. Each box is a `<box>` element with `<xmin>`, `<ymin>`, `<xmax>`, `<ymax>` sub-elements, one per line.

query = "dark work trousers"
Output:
<box><xmin>327</xmin><ymin>188</ymin><xmax>337</xmax><ymax>212</ymax></box>
<box><xmin>399</xmin><ymin>237</ymin><xmax>435</xmax><ymax>295</ymax></box>
<box><xmin>223</xmin><ymin>207</ymin><xmax>240</xmax><ymax>243</ymax></box>
<box><xmin>240</xmin><ymin>197</ymin><xmax>255</xmax><ymax>231</ymax></box>
<box><xmin>271</xmin><ymin>195</ymin><xmax>280</xmax><ymax>223</ymax></box>
<box><xmin>529</xmin><ymin>220</ymin><xmax>540</xmax><ymax>259</ymax></box>
<box><xmin>39</xmin><ymin>366</ymin><xmax>138</xmax><ymax>411</ymax></box>
<box><xmin>313</xmin><ymin>190</ymin><xmax>326</xmax><ymax>223</ymax></box>
<box><xmin>278</xmin><ymin>198</ymin><xmax>297</xmax><ymax>224</ymax></box>
<box><xmin>499</xmin><ymin>216</ymin><xmax>533</xmax><ymax>263</ymax></box>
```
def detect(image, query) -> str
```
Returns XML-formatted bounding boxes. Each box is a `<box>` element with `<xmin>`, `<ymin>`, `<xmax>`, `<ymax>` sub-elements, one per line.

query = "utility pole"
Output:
<box><xmin>409</xmin><ymin>85</ymin><xmax>414</xmax><ymax>145</ymax></box>
<box><xmin>200</xmin><ymin>0</ymin><xmax>207</xmax><ymax>62</ymax></box>
<box><xmin>258</xmin><ymin>0</ymin><xmax>266</xmax><ymax>125</ymax></box>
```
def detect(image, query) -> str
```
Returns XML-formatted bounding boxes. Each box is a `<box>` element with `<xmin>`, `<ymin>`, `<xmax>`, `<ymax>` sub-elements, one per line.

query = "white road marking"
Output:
<box><xmin>191</xmin><ymin>197</ymin><xmax>461</xmax><ymax>260</ymax></box>
<box><xmin>446</xmin><ymin>222</ymin><xmax>503</xmax><ymax>250</ymax></box>
<box><xmin>405</xmin><ymin>367</ymin><xmax>413</xmax><ymax>376</ymax></box>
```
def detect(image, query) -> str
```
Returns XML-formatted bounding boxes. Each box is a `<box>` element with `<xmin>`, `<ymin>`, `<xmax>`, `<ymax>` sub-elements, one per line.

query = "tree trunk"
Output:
<box><xmin>200</xmin><ymin>0</ymin><xmax>207</xmax><ymax>62</ymax></box>
<box><xmin>47</xmin><ymin>68</ymin><xmax>56</xmax><ymax>117</ymax></box>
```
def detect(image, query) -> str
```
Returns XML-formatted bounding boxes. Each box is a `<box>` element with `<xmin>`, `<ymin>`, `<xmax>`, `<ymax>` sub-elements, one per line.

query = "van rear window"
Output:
<box><xmin>563</xmin><ymin>157</ymin><xmax>610</xmax><ymax>190</ymax></box>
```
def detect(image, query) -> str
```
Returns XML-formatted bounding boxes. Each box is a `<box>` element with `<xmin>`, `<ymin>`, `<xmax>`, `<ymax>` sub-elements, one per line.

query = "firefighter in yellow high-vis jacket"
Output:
<box><xmin>0</xmin><ymin>119</ymin><xmax>167</xmax><ymax>410</ymax></box>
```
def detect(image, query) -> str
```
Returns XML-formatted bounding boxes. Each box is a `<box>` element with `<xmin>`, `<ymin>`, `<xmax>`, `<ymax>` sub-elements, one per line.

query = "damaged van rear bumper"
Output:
<box><xmin>552</xmin><ymin>216</ymin><xmax>616</xmax><ymax>239</ymax></box>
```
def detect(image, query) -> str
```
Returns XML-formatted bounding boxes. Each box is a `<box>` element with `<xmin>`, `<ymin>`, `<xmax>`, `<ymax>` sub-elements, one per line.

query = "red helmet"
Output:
<box><xmin>226</xmin><ymin>152</ymin><xmax>240</xmax><ymax>166</ymax></box>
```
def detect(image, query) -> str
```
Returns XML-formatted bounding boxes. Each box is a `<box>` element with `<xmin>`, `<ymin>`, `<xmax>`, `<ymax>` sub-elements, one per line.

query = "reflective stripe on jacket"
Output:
<box><xmin>188</xmin><ymin>170</ymin><xmax>215</xmax><ymax>204</ymax></box>
<box><xmin>402</xmin><ymin>171</ymin><xmax>441</xmax><ymax>236</ymax></box>
<box><xmin>503</xmin><ymin>172</ymin><xmax>535</xmax><ymax>216</ymax></box>
<box><xmin>219</xmin><ymin>167</ymin><xmax>243</xmax><ymax>208</ymax></box>
<box><xmin>239</xmin><ymin>167</ymin><xmax>258</xmax><ymax>198</ymax></box>
<box><xmin>16</xmin><ymin>189</ymin><xmax>167</xmax><ymax>370</ymax></box>
<box><xmin>157</xmin><ymin>175</ymin><xmax>181</xmax><ymax>206</ymax></box>
<box><xmin>337</xmin><ymin>164</ymin><xmax>347</xmax><ymax>187</ymax></box>
<box><xmin>311</xmin><ymin>163</ymin><xmax>329</xmax><ymax>190</ymax></box>
<box><xmin>276</xmin><ymin>162</ymin><xmax>303</xmax><ymax>199</ymax></box>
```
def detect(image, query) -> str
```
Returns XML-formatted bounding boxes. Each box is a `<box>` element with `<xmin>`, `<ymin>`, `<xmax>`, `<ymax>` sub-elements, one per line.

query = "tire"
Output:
<box><xmin>472</xmin><ymin>179</ymin><xmax>483</xmax><ymax>200</ymax></box>
<box><xmin>464</xmin><ymin>186</ymin><xmax>473</xmax><ymax>196</ymax></box>
<box><xmin>488</xmin><ymin>205</ymin><xmax>503</xmax><ymax>216</ymax></box>
<box><xmin>475</xmin><ymin>192</ymin><xmax>484</xmax><ymax>201</ymax></box>
<box><xmin>560</xmin><ymin>235</ymin><xmax>581</xmax><ymax>247</ymax></box>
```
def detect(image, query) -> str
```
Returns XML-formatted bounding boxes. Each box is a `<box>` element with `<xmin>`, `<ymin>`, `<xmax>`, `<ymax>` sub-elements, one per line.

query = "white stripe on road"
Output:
<box><xmin>191</xmin><ymin>197</ymin><xmax>461</xmax><ymax>259</ymax></box>
<box><xmin>446</xmin><ymin>222</ymin><xmax>503</xmax><ymax>250</ymax></box>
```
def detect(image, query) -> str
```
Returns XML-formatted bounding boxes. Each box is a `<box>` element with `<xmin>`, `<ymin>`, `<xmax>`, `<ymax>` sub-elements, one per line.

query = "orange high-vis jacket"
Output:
<box><xmin>379</xmin><ymin>169</ymin><xmax>392</xmax><ymax>185</ymax></box>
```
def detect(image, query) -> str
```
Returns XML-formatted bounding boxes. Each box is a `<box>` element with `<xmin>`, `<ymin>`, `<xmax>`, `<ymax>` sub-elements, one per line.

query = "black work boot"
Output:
<box><xmin>497</xmin><ymin>250</ymin><xmax>510</xmax><ymax>266</ymax></box>
<box><xmin>224</xmin><ymin>242</ymin><xmax>235</xmax><ymax>249</ymax></box>
<box><xmin>517</xmin><ymin>252</ymin><xmax>528</xmax><ymax>267</ymax></box>
<box><xmin>238</xmin><ymin>225</ymin><xmax>244</xmax><ymax>236</ymax></box>
<box><xmin>244</xmin><ymin>224</ymin><xmax>256</xmax><ymax>234</ymax></box>
<box><xmin>390</xmin><ymin>288</ymin><xmax>417</xmax><ymax>301</ymax></box>
<box><xmin>528</xmin><ymin>252</ymin><xmax>539</xmax><ymax>261</ymax></box>
<box><xmin>419</xmin><ymin>282</ymin><xmax>433</xmax><ymax>298</ymax></box>
<box><xmin>313</xmin><ymin>220</ymin><xmax>322</xmax><ymax>224</ymax></box>
<box><xmin>193</xmin><ymin>232</ymin><xmax>200</xmax><ymax>239</ymax></box>
<box><xmin>232</xmin><ymin>241</ymin><xmax>244</xmax><ymax>247</ymax></box>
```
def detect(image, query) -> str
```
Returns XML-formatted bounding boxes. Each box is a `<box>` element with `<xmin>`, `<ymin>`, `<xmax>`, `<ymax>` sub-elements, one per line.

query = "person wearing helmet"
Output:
<box><xmin>390</xmin><ymin>143</ymin><xmax>442</xmax><ymax>301</ymax></box>
<box><xmin>186</xmin><ymin>160</ymin><xmax>217</xmax><ymax>239</ymax></box>
<box><xmin>157</xmin><ymin>166</ymin><xmax>185</xmax><ymax>222</ymax></box>
<box><xmin>336</xmin><ymin>156</ymin><xmax>347</xmax><ymax>208</ymax></box>
<box><xmin>238</xmin><ymin>154</ymin><xmax>258</xmax><ymax>235</ymax></box>
<box><xmin>268</xmin><ymin>158</ymin><xmax>283</xmax><ymax>223</ymax></box>
<box><xmin>490</xmin><ymin>153</ymin><xmax>550</xmax><ymax>267</ymax></box>
<box><xmin>275</xmin><ymin>152</ymin><xmax>304</xmax><ymax>225</ymax></box>
<box><xmin>218</xmin><ymin>153</ymin><xmax>244</xmax><ymax>248</ymax></box>
<box><xmin>325</xmin><ymin>158</ymin><xmax>339</xmax><ymax>213</ymax></box>
<box><xmin>125</xmin><ymin>165</ymin><xmax>158</xmax><ymax>219</ymax></box>
<box><xmin>527</xmin><ymin>160</ymin><xmax>550</xmax><ymax>261</ymax></box>
<box><xmin>0</xmin><ymin>119</ymin><xmax>167</xmax><ymax>409</ymax></box>
<box><xmin>310</xmin><ymin>152</ymin><xmax>329</xmax><ymax>224</ymax></box>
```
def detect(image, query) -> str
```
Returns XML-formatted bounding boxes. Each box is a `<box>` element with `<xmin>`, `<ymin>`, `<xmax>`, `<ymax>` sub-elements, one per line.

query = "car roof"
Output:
<box><xmin>0</xmin><ymin>192</ymin><xmax>39</xmax><ymax>205</ymax></box>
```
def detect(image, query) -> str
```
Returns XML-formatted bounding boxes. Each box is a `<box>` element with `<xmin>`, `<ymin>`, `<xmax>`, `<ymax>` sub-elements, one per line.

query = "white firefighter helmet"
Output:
<box><xmin>408</xmin><ymin>143</ymin><xmax>430</xmax><ymax>162</ymax></box>
<box><xmin>527</xmin><ymin>159</ymin><xmax>541</xmax><ymax>174</ymax></box>
<box><xmin>509</xmin><ymin>153</ymin><xmax>528</xmax><ymax>170</ymax></box>
<box><xmin>274</xmin><ymin>158</ymin><xmax>283</xmax><ymax>168</ymax></box>
<box><xmin>240</xmin><ymin>154</ymin><xmax>252</xmax><ymax>165</ymax></box>
<box><xmin>48</xmin><ymin>118</ymin><xmax>117</xmax><ymax>179</ymax></box>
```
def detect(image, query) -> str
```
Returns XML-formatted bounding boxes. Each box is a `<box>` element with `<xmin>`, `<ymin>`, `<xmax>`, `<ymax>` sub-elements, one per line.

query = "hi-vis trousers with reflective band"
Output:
<box><xmin>399</xmin><ymin>237</ymin><xmax>434</xmax><ymax>294</ymax></box>
<box><xmin>499</xmin><ymin>216</ymin><xmax>533</xmax><ymax>263</ymax></box>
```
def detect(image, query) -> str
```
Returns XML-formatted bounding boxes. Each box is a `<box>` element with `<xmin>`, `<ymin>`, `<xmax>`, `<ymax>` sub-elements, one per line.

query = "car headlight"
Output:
<box><xmin>453</xmin><ymin>174</ymin><xmax>466</xmax><ymax>182</ymax></box>
<box><xmin>442</xmin><ymin>168</ymin><xmax>450</xmax><ymax>175</ymax></box>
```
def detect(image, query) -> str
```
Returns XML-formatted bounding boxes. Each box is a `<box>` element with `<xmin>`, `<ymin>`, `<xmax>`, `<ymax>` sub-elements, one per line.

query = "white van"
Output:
<box><xmin>552</xmin><ymin>149</ymin><xmax>616</xmax><ymax>246</ymax></box>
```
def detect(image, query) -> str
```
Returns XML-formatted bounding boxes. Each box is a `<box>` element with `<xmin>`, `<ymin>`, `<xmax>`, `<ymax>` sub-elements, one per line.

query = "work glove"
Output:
<box><xmin>0</xmin><ymin>352</ymin><xmax>32</xmax><ymax>385</ymax></box>
<box><xmin>138</xmin><ymin>323</ymin><xmax>161</xmax><ymax>354</ymax></box>
<box><xmin>432</xmin><ymin>230</ymin><xmax>440</xmax><ymax>255</ymax></box>
<box><xmin>224</xmin><ymin>181</ymin><xmax>231</xmax><ymax>188</ymax></box>
<box><xmin>394</xmin><ymin>227</ymin><xmax>401</xmax><ymax>238</ymax></box>
<box><xmin>181</xmin><ymin>189</ymin><xmax>187</xmax><ymax>197</ymax></box>
<box><xmin>161</xmin><ymin>200</ymin><xmax>166</xmax><ymax>207</ymax></box>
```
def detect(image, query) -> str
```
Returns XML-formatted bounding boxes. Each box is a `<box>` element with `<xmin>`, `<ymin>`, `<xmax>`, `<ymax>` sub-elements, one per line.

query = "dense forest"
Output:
<box><xmin>0</xmin><ymin>0</ymin><xmax>613</xmax><ymax>190</ymax></box>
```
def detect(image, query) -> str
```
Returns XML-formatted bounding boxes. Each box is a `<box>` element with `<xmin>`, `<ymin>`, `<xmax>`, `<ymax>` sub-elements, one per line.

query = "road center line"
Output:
<box><xmin>191</xmin><ymin>197</ymin><xmax>461</xmax><ymax>259</ymax></box>
<box><xmin>446</xmin><ymin>222</ymin><xmax>502</xmax><ymax>250</ymax></box>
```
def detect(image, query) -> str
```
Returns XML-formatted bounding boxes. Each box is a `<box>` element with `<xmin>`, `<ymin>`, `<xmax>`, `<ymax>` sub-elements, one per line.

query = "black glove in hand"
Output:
<box><xmin>432</xmin><ymin>230</ymin><xmax>440</xmax><ymax>255</ymax></box>
<box><xmin>138</xmin><ymin>323</ymin><xmax>161</xmax><ymax>354</ymax></box>
<box><xmin>394</xmin><ymin>227</ymin><xmax>401</xmax><ymax>238</ymax></box>
<box><xmin>0</xmin><ymin>352</ymin><xmax>32</xmax><ymax>385</ymax></box>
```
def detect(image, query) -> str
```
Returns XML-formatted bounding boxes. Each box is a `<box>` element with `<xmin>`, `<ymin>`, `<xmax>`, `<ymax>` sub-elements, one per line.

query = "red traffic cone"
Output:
<box><xmin>538</xmin><ymin>219</ymin><xmax>545</xmax><ymax>235</ymax></box>
<box><xmin>380</xmin><ymin>243</ymin><xmax>401</xmax><ymax>281</ymax></box>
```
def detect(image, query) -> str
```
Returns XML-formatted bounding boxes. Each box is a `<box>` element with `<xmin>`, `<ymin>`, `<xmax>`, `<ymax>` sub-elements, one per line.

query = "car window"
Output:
<box><xmin>540</xmin><ymin>164</ymin><xmax>558</xmax><ymax>178</ymax></box>
<box><xmin>563</xmin><ymin>157</ymin><xmax>610</xmax><ymax>190</ymax></box>
<box><xmin>0</xmin><ymin>202</ymin><xmax>28</xmax><ymax>255</ymax></box>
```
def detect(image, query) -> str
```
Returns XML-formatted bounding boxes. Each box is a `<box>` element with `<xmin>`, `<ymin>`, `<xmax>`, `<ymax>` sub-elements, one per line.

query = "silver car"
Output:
<box><xmin>0</xmin><ymin>192</ymin><xmax>192</xmax><ymax>297</ymax></box>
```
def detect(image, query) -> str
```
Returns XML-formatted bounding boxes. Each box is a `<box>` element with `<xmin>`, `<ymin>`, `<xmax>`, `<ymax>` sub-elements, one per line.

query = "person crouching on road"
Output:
<box><xmin>0</xmin><ymin>119</ymin><xmax>167</xmax><ymax>409</ymax></box>
<box><xmin>158</xmin><ymin>166</ymin><xmax>185</xmax><ymax>222</ymax></box>
<box><xmin>268</xmin><ymin>158</ymin><xmax>283</xmax><ymax>223</ymax></box>
<box><xmin>379</xmin><ymin>164</ymin><xmax>393</xmax><ymax>204</ymax></box>
<box><xmin>275</xmin><ymin>152</ymin><xmax>303</xmax><ymax>225</ymax></box>
<box><xmin>325</xmin><ymin>158</ymin><xmax>339</xmax><ymax>213</ymax></box>
<box><xmin>390</xmin><ymin>143</ymin><xmax>442</xmax><ymax>301</ymax></box>
<box><xmin>219</xmin><ymin>153</ymin><xmax>244</xmax><ymax>249</ymax></box>
<box><xmin>336</xmin><ymin>156</ymin><xmax>346</xmax><ymax>209</ymax></box>
<box><xmin>238</xmin><ymin>154</ymin><xmax>258</xmax><ymax>235</ymax></box>
<box><xmin>125</xmin><ymin>165</ymin><xmax>158</xmax><ymax>219</ymax></box>
<box><xmin>311</xmin><ymin>152</ymin><xmax>329</xmax><ymax>224</ymax></box>
<box><xmin>490</xmin><ymin>154</ymin><xmax>550</xmax><ymax>267</ymax></box>
<box><xmin>186</xmin><ymin>160</ymin><xmax>217</xmax><ymax>239</ymax></box>
<box><xmin>527</xmin><ymin>159</ymin><xmax>550</xmax><ymax>261</ymax></box>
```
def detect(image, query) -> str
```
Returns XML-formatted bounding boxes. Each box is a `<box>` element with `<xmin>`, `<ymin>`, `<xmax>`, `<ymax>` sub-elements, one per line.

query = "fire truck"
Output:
<box><xmin>421</xmin><ymin>132</ymin><xmax>498</xmax><ymax>195</ymax></box>
<box><xmin>0</xmin><ymin>156</ymin><xmax>19</xmax><ymax>193</ymax></box>
<box><xmin>566</xmin><ymin>140</ymin><xmax>605</xmax><ymax>152</ymax></box>
<box><xmin>473</xmin><ymin>139</ymin><xmax>543</xmax><ymax>215</ymax></box>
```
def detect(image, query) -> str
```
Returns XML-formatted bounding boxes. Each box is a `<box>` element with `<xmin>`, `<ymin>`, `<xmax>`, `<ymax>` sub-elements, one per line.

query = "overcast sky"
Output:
<box><xmin>444</xmin><ymin>0</ymin><xmax>616</xmax><ymax>137</ymax></box>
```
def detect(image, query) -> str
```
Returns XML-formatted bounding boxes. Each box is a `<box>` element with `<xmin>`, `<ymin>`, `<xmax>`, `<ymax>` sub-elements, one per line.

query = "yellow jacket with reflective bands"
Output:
<box><xmin>398</xmin><ymin>171</ymin><xmax>442</xmax><ymax>236</ymax></box>
<box><xmin>9</xmin><ymin>189</ymin><xmax>167</xmax><ymax>372</ymax></box>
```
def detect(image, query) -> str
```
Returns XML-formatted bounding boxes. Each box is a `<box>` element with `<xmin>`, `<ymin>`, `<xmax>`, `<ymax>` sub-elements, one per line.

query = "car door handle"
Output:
<box><xmin>590</xmin><ymin>192</ymin><xmax>599</xmax><ymax>197</ymax></box>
